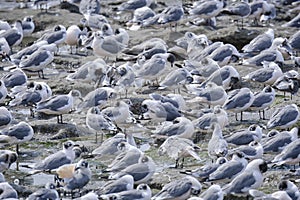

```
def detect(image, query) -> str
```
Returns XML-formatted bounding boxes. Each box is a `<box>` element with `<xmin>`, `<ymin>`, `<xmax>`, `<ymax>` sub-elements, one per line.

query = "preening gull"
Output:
<box><xmin>152</xmin><ymin>176</ymin><xmax>202</xmax><ymax>200</ymax></box>
<box><xmin>222</xmin><ymin>159</ymin><xmax>268</xmax><ymax>197</ymax></box>
<box><xmin>225</xmin><ymin>124</ymin><xmax>263</xmax><ymax>146</ymax></box>
<box><xmin>33</xmin><ymin>140</ymin><xmax>76</xmax><ymax>170</ymax></box>
<box><xmin>208</xmin><ymin>43</ymin><xmax>240</xmax><ymax>66</ymax></box>
<box><xmin>277</xmin><ymin>180</ymin><xmax>300</xmax><ymax>200</ymax></box>
<box><xmin>118</xmin><ymin>0</ymin><xmax>153</xmax><ymax>12</ymax></box>
<box><xmin>267</xmin><ymin>104</ymin><xmax>299</xmax><ymax>129</ymax></box>
<box><xmin>222</xmin><ymin>87</ymin><xmax>254</xmax><ymax>121</ymax></box>
<box><xmin>38</xmin><ymin>25</ymin><xmax>67</xmax><ymax>45</ymax></box>
<box><xmin>158</xmin><ymin>136</ymin><xmax>201</xmax><ymax>168</ymax></box>
<box><xmin>0</xmin><ymin>182</ymin><xmax>18</xmax><ymax>199</ymax></box>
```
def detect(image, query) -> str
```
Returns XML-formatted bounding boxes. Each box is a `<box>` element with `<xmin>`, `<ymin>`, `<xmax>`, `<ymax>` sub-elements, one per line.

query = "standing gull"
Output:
<box><xmin>152</xmin><ymin>176</ymin><xmax>202</xmax><ymax>200</ymax></box>
<box><xmin>86</xmin><ymin>106</ymin><xmax>117</xmax><ymax>143</ymax></box>
<box><xmin>222</xmin><ymin>87</ymin><xmax>254</xmax><ymax>121</ymax></box>
<box><xmin>208</xmin><ymin>122</ymin><xmax>228</xmax><ymax>160</ymax></box>
<box><xmin>267</xmin><ymin>104</ymin><xmax>300</xmax><ymax>129</ymax></box>
<box><xmin>35</xmin><ymin>90</ymin><xmax>81</xmax><ymax>124</ymax></box>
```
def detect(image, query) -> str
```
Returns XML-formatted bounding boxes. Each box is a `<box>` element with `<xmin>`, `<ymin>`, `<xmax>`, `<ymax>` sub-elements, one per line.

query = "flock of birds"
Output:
<box><xmin>0</xmin><ymin>0</ymin><xmax>300</xmax><ymax>199</ymax></box>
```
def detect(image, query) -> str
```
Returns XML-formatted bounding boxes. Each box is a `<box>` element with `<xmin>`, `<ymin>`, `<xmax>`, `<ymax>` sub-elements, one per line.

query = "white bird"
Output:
<box><xmin>152</xmin><ymin>117</ymin><xmax>194</xmax><ymax>139</ymax></box>
<box><xmin>100</xmin><ymin>183</ymin><xmax>152</xmax><ymax>200</ymax></box>
<box><xmin>65</xmin><ymin>25</ymin><xmax>86</xmax><ymax>53</ymax></box>
<box><xmin>0</xmin><ymin>20</ymin><xmax>23</xmax><ymax>48</ymax></box>
<box><xmin>152</xmin><ymin>176</ymin><xmax>202</xmax><ymax>200</ymax></box>
<box><xmin>222</xmin><ymin>87</ymin><xmax>254</xmax><ymax>121</ymax></box>
<box><xmin>21</xmin><ymin>16</ymin><xmax>35</xmax><ymax>37</ymax></box>
<box><xmin>33</xmin><ymin>140</ymin><xmax>76</xmax><ymax>170</ymax></box>
<box><xmin>230</xmin><ymin>141</ymin><xmax>264</xmax><ymax>161</ymax></box>
<box><xmin>267</xmin><ymin>104</ymin><xmax>300</xmax><ymax>129</ymax></box>
<box><xmin>86</xmin><ymin>106</ymin><xmax>117</xmax><ymax>143</ymax></box>
<box><xmin>158</xmin><ymin>136</ymin><xmax>201</xmax><ymax>168</ymax></box>
<box><xmin>208</xmin><ymin>122</ymin><xmax>228</xmax><ymax>160</ymax></box>
<box><xmin>101</xmin><ymin>100</ymin><xmax>133</xmax><ymax>125</ymax></box>
<box><xmin>35</xmin><ymin>90</ymin><xmax>81</xmax><ymax>124</ymax></box>
<box><xmin>38</xmin><ymin>25</ymin><xmax>67</xmax><ymax>45</ymax></box>
<box><xmin>222</xmin><ymin>159</ymin><xmax>268</xmax><ymax>197</ymax></box>
<box><xmin>27</xmin><ymin>183</ymin><xmax>59</xmax><ymax>200</ymax></box>
<box><xmin>64</xmin><ymin>159</ymin><xmax>91</xmax><ymax>191</ymax></box>
<box><xmin>272</xmin><ymin>138</ymin><xmax>300</xmax><ymax>166</ymax></box>
<box><xmin>109</xmin><ymin>155</ymin><xmax>156</xmax><ymax>184</ymax></box>
<box><xmin>225</xmin><ymin>124</ymin><xmax>263</xmax><ymax>146</ymax></box>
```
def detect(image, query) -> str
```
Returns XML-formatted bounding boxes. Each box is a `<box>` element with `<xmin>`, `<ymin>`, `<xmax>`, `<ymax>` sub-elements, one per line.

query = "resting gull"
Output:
<box><xmin>21</xmin><ymin>16</ymin><xmax>35</xmax><ymax>37</ymax></box>
<box><xmin>0</xmin><ymin>80</ymin><xmax>7</xmax><ymax>103</ymax></box>
<box><xmin>0</xmin><ymin>20</ymin><xmax>23</xmax><ymax>47</ymax></box>
<box><xmin>27</xmin><ymin>183</ymin><xmax>59</xmax><ymax>200</ymax></box>
<box><xmin>272</xmin><ymin>138</ymin><xmax>300</xmax><ymax>166</ymax></box>
<box><xmin>267</xmin><ymin>104</ymin><xmax>299</xmax><ymax>129</ymax></box>
<box><xmin>0</xmin><ymin>150</ymin><xmax>18</xmax><ymax>172</ymax></box>
<box><xmin>0</xmin><ymin>106</ymin><xmax>11</xmax><ymax>127</ymax></box>
<box><xmin>2</xmin><ymin>68</ymin><xmax>27</xmax><ymax>88</ymax></box>
<box><xmin>92</xmin><ymin>133</ymin><xmax>126</xmax><ymax>156</ymax></box>
<box><xmin>96</xmin><ymin>174</ymin><xmax>134</xmax><ymax>195</ymax></box>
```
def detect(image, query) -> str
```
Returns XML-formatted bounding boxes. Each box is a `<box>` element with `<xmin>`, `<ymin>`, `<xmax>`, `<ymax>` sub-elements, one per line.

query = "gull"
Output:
<box><xmin>21</xmin><ymin>16</ymin><xmax>35</xmax><ymax>37</ymax></box>
<box><xmin>79</xmin><ymin>0</ymin><xmax>100</xmax><ymax>15</ymax></box>
<box><xmin>89</xmin><ymin>31</ymin><xmax>126</xmax><ymax>60</ymax></box>
<box><xmin>199</xmin><ymin>65</ymin><xmax>240</xmax><ymax>90</ymax></box>
<box><xmin>267</xmin><ymin>104</ymin><xmax>300</xmax><ymax>129</ymax></box>
<box><xmin>118</xmin><ymin>0</ymin><xmax>153</xmax><ymax>12</ymax></box>
<box><xmin>248</xmin><ymin>86</ymin><xmax>276</xmax><ymax>120</ymax></box>
<box><xmin>158</xmin><ymin>136</ymin><xmax>201</xmax><ymax>168</ymax></box>
<box><xmin>76</xmin><ymin>87</ymin><xmax>117</xmax><ymax>112</ymax></box>
<box><xmin>208</xmin><ymin>152</ymin><xmax>248</xmax><ymax>182</ymax></box>
<box><xmin>0</xmin><ymin>37</ymin><xmax>10</xmax><ymax>56</ymax></box>
<box><xmin>278</xmin><ymin>180</ymin><xmax>300</xmax><ymax>200</ymax></box>
<box><xmin>114</xmin><ymin>28</ymin><xmax>129</xmax><ymax>46</ymax></box>
<box><xmin>157</xmin><ymin>5</ymin><xmax>184</xmax><ymax>30</ymax></box>
<box><xmin>189</xmin><ymin>0</ymin><xmax>224</xmax><ymax>26</ymax></box>
<box><xmin>80</xmin><ymin>13</ymin><xmax>109</xmax><ymax>31</ymax></box>
<box><xmin>129</xmin><ymin>6</ymin><xmax>155</xmax><ymax>24</ymax></box>
<box><xmin>66</xmin><ymin>58</ymin><xmax>109</xmax><ymax>87</ymax></box>
<box><xmin>159</xmin><ymin>68</ymin><xmax>193</xmax><ymax>90</ymax></box>
<box><xmin>141</xmin><ymin>99</ymin><xmax>181</xmax><ymax>123</ymax></box>
<box><xmin>0</xmin><ymin>20</ymin><xmax>23</xmax><ymax>48</ymax></box>
<box><xmin>0</xmin><ymin>182</ymin><xmax>18</xmax><ymax>199</ymax></box>
<box><xmin>86</xmin><ymin>106</ymin><xmax>117</xmax><ymax>143</ymax></box>
<box><xmin>289</xmin><ymin>29</ymin><xmax>300</xmax><ymax>52</ymax></box>
<box><xmin>100</xmin><ymin>183</ymin><xmax>152</xmax><ymax>200</ymax></box>
<box><xmin>243</xmin><ymin>61</ymin><xmax>283</xmax><ymax>86</ymax></box>
<box><xmin>19</xmin><ymin>44</ymin><xmax>56</xmax><ymax>79</ymax></box>
<box><xmin>0</xmin><ymin>20</ymin><xmax>10</xmax><ymax>31</ymax></box>
<box><xmin>106</xmin><ymin>142</ymin><xmax>143</xmax><ymax>172</ymax></box>
<box><xmin>33</xmin><ymin>140</ymin><xmax>76</xmax><ymax>170</ymax></box>
<box><xmin>96</xmin><ymin>174</ymin><xmax>134</xmax><ymax>196</ymax></box>
<box><xmin>27</xmin><ymin>183</ymin><xmax>59</xmax><ymax>200</ymax></box>
<box><xmin>152</xmin><ymin>116</ymin><xmax>195</xmax><ymax>139</ymax></box>
<box><xmin>222</xmin><ymin>87</ymin><xmax>254</xmax><ymax>121</ymax></box>
<box><xmin>250</xmin><ymin>189</ymin><xmax>292</xmax><ymax>200</ymax></box>
<box><xmin>0</xmin><ymin>150</ymin><xmax>17</xmax><ymax>172</ymax></box>
<box><xmin>181</xmin><ymin>157</ymin><xmax>227</xmax><ymax>181</ymax></box>
<box><xmin>35</xmin><ymin>90</ymin><xmax>81</xmax><ymax>124</ymax></box>
<box><xmin>221</xmin><ymin>0</ymin><xmax>251</xmax><ymax>29</ymax></box>
<box><xmin>65</xmin><ymin>25</ymin><xmax>86</xmax><ymax>53</ymax></box>
<box><xmin>282</xmin><ymin>13</ymin><xmax>300</xmax><ymax>28</ymax></box>
<box><xmin>0</xmin><ymin>106</ymin><xmax>12</xmax><ymax>127</ymax></box>
<box><xmin>2</xmin><ymin>68</ymin><xmax>27</xmax><ymax>88</ymax></box>
<box><xmin>92</xmin><ymin>133</ymin><xmax>126</xmax><ymax>156</ymax></box>
<box><xmin>186</xmin><ymin>34</ymin><xmax>210</xmax><ymax>60</ymax></box>
<box><xmin>230</xmin><ymin>141</ymin><xmax>264</xmax><ymax>161</ymax></box>
<box><xmin>101</xmin><ymin>100</ymin><xmax>133</xmax><ymax>125</ymax></box>
<box><xmin>152</xmin><ymin>176</ymin><xmax>202</xmax><ymax>200</ymax></box>
<box><xmin>272</xmin><ymin>138</ymin><xmax>300</xmax><ymax>166</ymax></box>
<box><xmin>191</xmin><ymin>41</ymin><xmax>223</xmax><ymax>62</ymax></box>
<box><xmin>193</xmin><ymin>82</ymin><xmax>227</xmax><ymax>107</ymax></box>
<box><xmin>222</xmin><ymin>159</ymin><xmax>268</xmax><ymax>197</ymax></box>
<box><xmin>38</xmin><ymin>25</ymin><xmax>67</xmax><ymax>45</ymax></box>
<box><xmin>225</xmin><ymin>124</ymin><xmax>263</xmax><ymax>146</ymax></box>
<box><xmin>263</xmin><ymin>127</ymin><xmax>298</xmax><ymax>153</ymax></box>
<box><xmin>135</xmin><ymin>53</ymin><xmax>175</xmax><ymax>85</ymax></box>
<box><xmin>199</xmin><ymin>184</ymin><xmax>224</xmax><ymax>200</ymax></box>
<box><xmin>0</xmin><ymin>80</ymin><xmax>7</xmax><ymax>103</ymax></box>
<box><xmin>75</xmin><ymin>192</ymin><xmax>98</xmax><ymax>200</ymax></box>
<box><xmin>272</xmin><ymin>74</ymin><xmax>299</xmax><ymax>100</ymax></box>
<box><xmin>208</xmin><ymin>44</ymin><xmax>240</xmax><ymax>66</ymax></box>
<box><xmin>64</xmin><ymin>159</ymin><xmax>91</xmax><ymax>191</ymax></box>
<box><xmin>149</xmin><ymin>93</ymin><xmax>184</xmax><ymax>110</ymax></box>
<box><xmin>0</xmin><ymin>121</ymin><xmax>34</xmax><ymax>153</ymax></box>
<box><xmin>109</xmin><ymin>155</ymin><xmax>156</xmax><ymax>184</ymax></box>
<box><xmin>248</xmin><ymin>1</ymin><xmax>272</xmax><ymax>25</ymax></box>
<box><xmin>208</xmin><ymin>122</ymin><xmax>228</xmax><ymax>160</ymax></box>
<box><xmin>193</xmin><ymin>105</ymin><xmax>228</xmax><ymax>132</ymax></box>
<box><xmin>242</xmin><ymin>28</ymin><xmax>274</xmax><ymax>55</ymax></box>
